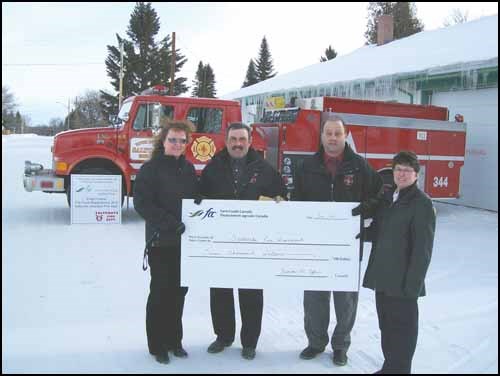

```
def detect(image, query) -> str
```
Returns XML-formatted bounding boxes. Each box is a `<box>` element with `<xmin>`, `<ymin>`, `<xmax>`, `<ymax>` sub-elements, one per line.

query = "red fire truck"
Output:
<box><xmin>255</xmin><ymin>96</ymin><xmax>466</xmax><ymax>198</ymax></box>
<box><xmin>23</xmin><ymin>85</ymin><xmax>466</xmax><ymax>205</ymax></box>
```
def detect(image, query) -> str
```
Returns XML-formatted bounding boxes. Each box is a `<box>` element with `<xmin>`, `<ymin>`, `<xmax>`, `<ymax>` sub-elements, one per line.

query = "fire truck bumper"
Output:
<box><xmin>23</xmin><ymin>161</ymin><xmax>65</xmax><ymax>193</ymax></box>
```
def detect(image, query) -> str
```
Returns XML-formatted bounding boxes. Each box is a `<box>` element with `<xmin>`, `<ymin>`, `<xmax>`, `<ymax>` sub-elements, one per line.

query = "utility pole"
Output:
<box><xmin>170</xmin><ymin>32</ymin><xmax>176</xmax><ymax>96</ymax></box>
<box><xmin>119</xmin><ymin>41</ymin><xmax>124</xmax><ymax>109</ymax></box>
<box><xmin>67</xmin><ymin>98</ymin><xmax>71</xmax><ymax>130</ymax></box>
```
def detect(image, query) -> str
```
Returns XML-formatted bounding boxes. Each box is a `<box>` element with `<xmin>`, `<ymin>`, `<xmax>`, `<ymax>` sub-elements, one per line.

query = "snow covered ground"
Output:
<box><xmin>2</xmin><ymin>134</ymin><xmax>498</xmax><ymax>373</ymax></box>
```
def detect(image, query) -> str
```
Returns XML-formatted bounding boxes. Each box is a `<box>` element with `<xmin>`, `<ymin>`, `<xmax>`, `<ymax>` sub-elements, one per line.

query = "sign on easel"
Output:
<box><xmin>70</xmin><ymin>174</ymin><xmax>122</xmax><ymax>224</ymax></box>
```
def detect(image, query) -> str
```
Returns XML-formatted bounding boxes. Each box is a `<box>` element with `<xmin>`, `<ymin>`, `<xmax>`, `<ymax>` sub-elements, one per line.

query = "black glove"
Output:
<box><xmin>175</xmin><ymin>222</ymin><xmax>186</xmax><ymax>235</ymax></box>
<box><xmin>355</xmin><ymin>225</ymin><xmax>375</xmax><ymax>242</ymax></box>
<box><xmin>352</xmin><ymin>204</ymin><xmax>363</xmax><ymax>216</ymax></box>
<box><xmin>194</xmin><ymin>195</ymin><xmax>204</xmax><ymax>205</ymax></box>
<box><xmin>351</xmin><ymin>198</ymin><xmax>379</xmax><ymax>217</ymax></box>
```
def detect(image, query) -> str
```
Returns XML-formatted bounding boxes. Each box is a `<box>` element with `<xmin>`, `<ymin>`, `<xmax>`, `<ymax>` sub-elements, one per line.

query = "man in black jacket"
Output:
<box><xmin>363</xmin><ymin>151</ymin><xmax>435</xmax><ymax>374</ymax></box>
<box><xmin>200</xmin><ymin>122</ymin><xmax>286</xmax><ymax>360</ymax></box>
<box><xmin>134</xmin><ymin>120</ymin><xmax>198</xmax><ymax>365</ymax></box>
<box><xmin>292</xmin><ymin>114</ymin><xmax>382</xmax><ymax>366</ymax></box>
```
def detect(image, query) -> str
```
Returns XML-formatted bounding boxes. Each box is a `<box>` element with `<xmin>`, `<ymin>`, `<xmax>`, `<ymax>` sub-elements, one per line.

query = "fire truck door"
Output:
<box><xmin>184</xmin><ymin>106</ymin><xmax>226</xmax><ymax>174</ymax></box>
<box><xmin>259</xmin><ymin>126</ymin><xmax>280</xmax><ymax>171</ymax></box>
<box><xmin>129</xmin><ymin>102</ymin><xmax>174</xmax><ymax>165</ymax></box>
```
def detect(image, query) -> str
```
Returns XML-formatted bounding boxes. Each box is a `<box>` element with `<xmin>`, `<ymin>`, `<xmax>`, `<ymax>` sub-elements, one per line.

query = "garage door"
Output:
<box><xmin>432</xmin><ymin>88</ymin><xmax>498</xmax><ymax>211</ymax></box>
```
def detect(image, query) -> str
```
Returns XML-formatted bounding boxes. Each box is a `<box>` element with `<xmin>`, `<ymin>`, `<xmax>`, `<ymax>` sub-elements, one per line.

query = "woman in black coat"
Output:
<box><xmin>134</xmin><ymin>120</ymin><xmax>198</xmax><ymax>365</ymax></box>
<box><xmin>363</xmin><ymin>151</ymin><xmax>436</xmax><ymax>374</ymax></box>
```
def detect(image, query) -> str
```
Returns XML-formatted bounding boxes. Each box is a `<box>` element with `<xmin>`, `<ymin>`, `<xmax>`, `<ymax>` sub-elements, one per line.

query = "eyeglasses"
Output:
<box><xmin>394</xmin><ymin>167</ymin><xmax>415</xmax><ymax>174</ymax></box>
<box><xmin>167</xmin><ymin>137</ymin><xmax>188</xmax><ymax>145</ymax></box>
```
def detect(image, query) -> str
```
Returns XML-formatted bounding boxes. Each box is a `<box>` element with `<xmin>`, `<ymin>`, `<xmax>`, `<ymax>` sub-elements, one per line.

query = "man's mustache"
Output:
<box><xmin>232</xmin><ymin>146</ymin><xmax>244</xmax><ymax>151</ymax></box>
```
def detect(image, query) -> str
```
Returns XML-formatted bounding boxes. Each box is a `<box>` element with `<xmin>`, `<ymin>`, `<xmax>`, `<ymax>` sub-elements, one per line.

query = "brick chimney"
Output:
<box><xmin>377</xmin><ymin>15</ymin><xmax>394</xmax><ymax>45</ymax></box>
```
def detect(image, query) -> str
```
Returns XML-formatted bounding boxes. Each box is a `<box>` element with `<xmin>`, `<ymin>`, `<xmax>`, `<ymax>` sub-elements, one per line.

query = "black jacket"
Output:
<box><xmin>134</xmin><ymin>154</ymin><xmax>198</xmax><ymax>247</ymax></box>
<box><xmin>200</xmin><ymin>147</ymin><xmax>286</xmax><ymax>200</ymax></box>
<box><xmin>292</xmin><ymin>143</ymin><xmax>382</xmax><ymax>207</ymax></box>
<box><xmin>362</xmin><ymin>182</ymin><xmax>436</xmax><ymax>298</ymax></box>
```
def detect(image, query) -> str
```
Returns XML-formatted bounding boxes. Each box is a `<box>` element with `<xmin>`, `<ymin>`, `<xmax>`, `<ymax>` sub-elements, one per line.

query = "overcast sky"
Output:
<box><xmin>2</xmin><ymin>2</ymin><xmax>498</xmax><ymax>126</ymax></box>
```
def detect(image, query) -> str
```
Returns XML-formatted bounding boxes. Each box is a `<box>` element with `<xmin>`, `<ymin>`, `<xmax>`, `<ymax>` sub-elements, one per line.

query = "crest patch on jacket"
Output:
<box><xmin>249</xmin><ymin>172</ymin><xmax>259</xmax><ymax>184</ymax></box>
<box><xmin>343</xmin><ymin>174</ymin><xmax>354</xmax><ymax>187</ymax></box>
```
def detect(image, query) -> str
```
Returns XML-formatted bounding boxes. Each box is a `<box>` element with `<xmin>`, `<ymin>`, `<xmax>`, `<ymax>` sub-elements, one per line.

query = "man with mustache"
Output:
<box><xmin>199</xmin><ymin>122</ymin><xmax>286</xmax><ymax>360</ymax></box>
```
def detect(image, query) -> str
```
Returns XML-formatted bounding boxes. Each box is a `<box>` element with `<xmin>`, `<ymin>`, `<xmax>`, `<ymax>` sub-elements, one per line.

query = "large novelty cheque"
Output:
<box><xmin>181</xmin><ymin>199</ymin><xmax>360</xmax><ymax>291</ymax></box>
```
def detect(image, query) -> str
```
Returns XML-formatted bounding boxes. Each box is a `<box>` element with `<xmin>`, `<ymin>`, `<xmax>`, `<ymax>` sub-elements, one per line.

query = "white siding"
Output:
<box><xmin>432</xmin><ymin>88</ymin><xmax>498</xmax><ymax>211</ymax></box>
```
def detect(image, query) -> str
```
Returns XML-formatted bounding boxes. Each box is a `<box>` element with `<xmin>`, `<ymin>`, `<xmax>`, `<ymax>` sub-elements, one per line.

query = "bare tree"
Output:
<box><xmin>2</xmin><ymin>86</ymin><xmax>17</xmax><ymax>113</ymax></box>
<box><xmin>443</xmin><ymin>8</ymin><xmax>469</xmax><ymax>27</ymax></box>
<box><xmin>71</xmin><ymin>90</ymin><xmax>107</xmax><ymax>129</ymax></box>
<box><xmin>49</xmin><ymin>117</ymin><xmax>65</xmax><ymax>135</ymax></box>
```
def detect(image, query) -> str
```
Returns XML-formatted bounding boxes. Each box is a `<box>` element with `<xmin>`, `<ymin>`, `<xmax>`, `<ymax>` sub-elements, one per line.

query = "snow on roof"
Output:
<box><xmin>222</xmin><ymin>14</ymin><xmax>498</xmax><ymax>100</ymax></box>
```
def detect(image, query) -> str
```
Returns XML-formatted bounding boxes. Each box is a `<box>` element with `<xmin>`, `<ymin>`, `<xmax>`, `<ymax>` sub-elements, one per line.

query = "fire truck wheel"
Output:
<box><xmin>66</xmin><ymin>168</ymin><xmax>125</xmax><ymax>207</ymax></box>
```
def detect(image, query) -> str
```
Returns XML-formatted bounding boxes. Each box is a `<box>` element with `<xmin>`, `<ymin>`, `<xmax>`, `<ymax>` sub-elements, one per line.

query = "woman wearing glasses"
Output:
<box><xmin>134</xmin><ymin>120</ymin><xmax>198</xmax><ymax>364</ymax></box>
<box><xmin>362</xmin><ymin>151</ymin><xmax>436</xmax><ymax>374</ymax></box>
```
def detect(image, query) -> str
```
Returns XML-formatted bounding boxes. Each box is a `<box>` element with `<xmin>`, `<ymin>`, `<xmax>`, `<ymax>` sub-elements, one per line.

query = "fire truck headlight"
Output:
<box><xmin>56</xmin><ymin>162</ymin><xmax>68</xmax><ymax>172</ymax></box>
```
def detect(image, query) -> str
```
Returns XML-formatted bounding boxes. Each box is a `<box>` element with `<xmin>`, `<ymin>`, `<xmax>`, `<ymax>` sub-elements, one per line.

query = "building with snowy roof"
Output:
<box><xmin>222</xmin><ymin>15</ymin><xmax>498</xmax><ymax>211</ymax></box>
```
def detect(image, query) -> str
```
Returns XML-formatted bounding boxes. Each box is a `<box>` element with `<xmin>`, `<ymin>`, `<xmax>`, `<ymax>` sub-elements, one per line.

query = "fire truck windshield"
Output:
<box><xmin>117</xmin><ymin>101</ymin><xmax>133</xmax><ymax>124</ymax></box>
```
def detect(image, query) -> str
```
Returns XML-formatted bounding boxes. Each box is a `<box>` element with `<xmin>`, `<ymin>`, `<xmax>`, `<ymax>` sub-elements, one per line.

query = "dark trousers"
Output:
<box><xmin>210</xmin><ymin>287</ymin><xmax>263</xmax><ymax>349</ymax></box>
<box><xmin>303</xmin><ymin>290</ymin><xmax>358</xmax><ymax>351</ymax></box>
<box><xmin>375</xmin><ymin>292</ymin><xmax>419</xmax><ymax>374</ymax></box>
<box><xmin>146</xmin><ymin>246</ymin><xmax>188</xmax><ymax>354</ymax></box>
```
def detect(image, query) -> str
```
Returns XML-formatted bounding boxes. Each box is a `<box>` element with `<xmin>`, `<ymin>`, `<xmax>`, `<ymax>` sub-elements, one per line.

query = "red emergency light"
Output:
<box><xmin>141</xmin><ymin>85</ymin><xmax>168</xmax><ymax>95</ymax></box>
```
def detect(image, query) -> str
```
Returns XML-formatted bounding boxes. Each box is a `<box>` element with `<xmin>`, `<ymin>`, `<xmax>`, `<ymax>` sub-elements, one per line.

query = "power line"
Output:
<box><xmin>3</xmin><ymin>63</ymin><xmax>104</xmax><ymax>66</ymax></box>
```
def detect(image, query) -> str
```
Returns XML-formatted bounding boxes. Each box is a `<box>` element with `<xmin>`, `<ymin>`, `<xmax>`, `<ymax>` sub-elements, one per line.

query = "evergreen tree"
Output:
<box><xmin>101</xmin><ymin>35</ymin><xmax>136</xmax><ymax>118</ymax></box>
<box><xmin>192</xmin><ymin>61</ymin><xmax>205</xmax><ymax>98</ymax></box>
<box><xmin>204</xmin><ymin>64</ymin><xmax>216</xmax><ymax>98</ymax></box>
<box><xmin>15</xmin><ymin>111</ymin><xmax>23</xmax><ymax>134</ymax></box>
<box><xmin>156</xmin><ymin>34</ymin><xmax>189</xmax><ymax>95</ymax></box>
<box><xmin>242</xmin><ymin>59</ymin><xmax>258</xmax><ymax>87</ymax></box>
<box><xmin>101</xmin><ymin>2</ymin><xmax>188</xmax><ymax>118</ymax></box>
<box><xmin>192</xmin><ymin>61</ymin><xmax>217</xmax><ymax>98</ymax></box>
<box><xmin>365</xmin><ymin>2</ymin><xmax>424</xmax><ymax>45</ymax></box>
<box><xmin>320</xmin><ymin>45</ymin><xmax>338</xmax><ymax>62</ymax></box>
<box><xmin>127</xmin><ymin>2</ymin><xmax>161</xmax><ymax>91</ymax></box>
<box><xmin>255</xmin><ymin>36</ymin><xmax>277</xmax><ymax>81</ymax></box>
